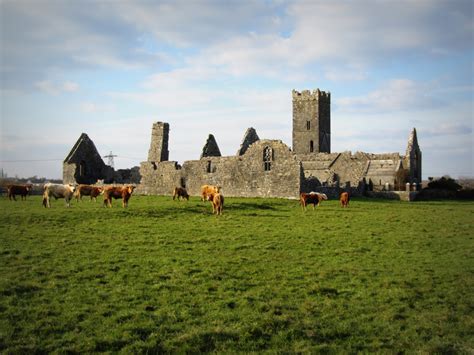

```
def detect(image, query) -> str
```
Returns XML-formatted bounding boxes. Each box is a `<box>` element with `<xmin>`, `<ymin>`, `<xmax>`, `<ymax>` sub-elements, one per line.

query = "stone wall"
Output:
<box><xmin>137</xmin><ymin>161</ymin><xmax>182</xmax><ymax>195</ymax></box>
<box><xmin>137</xmin><ymin>140</ymin><xmax>301</xmax><ymax>199</ymax></box>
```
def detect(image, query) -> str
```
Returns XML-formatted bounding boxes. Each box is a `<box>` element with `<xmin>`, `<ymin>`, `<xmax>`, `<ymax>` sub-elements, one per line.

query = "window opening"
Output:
<box><xmin>306</xmin><ymin>121</ymin><xmax>311</xmax><ymax>130</ymax></box>
<box><xmin>263</xmin><ymin>146</ymin><xmax>273</xmax><ymax>171</ymax></box>
<box><xmin>310</xmin><ymin>140</ymin><xmax>314</xmax><ymax>153</ymax></box>
<box><xmin>79</xmin><ymin>160</ymin><xmax>86</xmax><ymax>177</ymax></box>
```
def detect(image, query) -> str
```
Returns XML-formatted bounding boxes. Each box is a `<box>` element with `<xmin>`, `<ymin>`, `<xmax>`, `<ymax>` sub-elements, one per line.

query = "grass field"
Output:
<box><xmin>0</xmin><ymin>195</ymin><xmax>473</xmax><ymax>353</ymax></box>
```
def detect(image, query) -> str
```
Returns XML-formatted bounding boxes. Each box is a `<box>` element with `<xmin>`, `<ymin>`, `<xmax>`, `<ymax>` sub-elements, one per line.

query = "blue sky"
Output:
<box><xmin>1</xmin><ymin>0</ymin><xmax>473</xmax><ymax>179</ymax></box>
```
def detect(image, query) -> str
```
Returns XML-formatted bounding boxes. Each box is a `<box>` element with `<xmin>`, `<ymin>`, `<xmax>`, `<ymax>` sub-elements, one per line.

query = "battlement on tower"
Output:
<box><xmin>292</xmin><ymin>89</ymin><xmax>330</xmax><ymax>101</ymax></box>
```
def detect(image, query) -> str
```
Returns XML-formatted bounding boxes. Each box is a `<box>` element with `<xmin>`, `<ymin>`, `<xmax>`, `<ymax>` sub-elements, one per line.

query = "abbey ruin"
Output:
<box><xmin>64</xmin><ymin>89</ymin><xmax>422</xmax><ymax>199</ymax></box>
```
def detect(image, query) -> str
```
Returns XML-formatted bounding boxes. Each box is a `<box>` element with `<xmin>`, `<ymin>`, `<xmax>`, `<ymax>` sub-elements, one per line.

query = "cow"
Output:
<box><xmin>42</xmin><ymin>183</ymin><xmax>76</xmax><ymax>208</ymax></box>
<box><xmin>207</xmin><ymin>191</ymin><xmax>224</xmax><ymax>215</ymax></box>
<box><xmin>172</xmin><ymin>186</ymin><xmax>189</xmax><ymax>201</ymax></box>
<box><xmin>74</xmin><ymin>184</ymin><xmax>104</xmax><ymax>202</ymax></box>
<box><xmin>103</xmin><ymin>185</ymin><xmax>135</xmax><ymax>208</ymax></box>
<box><xmin>7</xmin><ymin>184</ymin><xmax>32</xmax><ymax>201</ymax></box>
<box><xmin>300</xmin><ymin>192</ymin><xmax>328</xmax><ymax>211</ymax></box>
<box><xmin>340</xmin><ymin>191</ymin><xmax>350</xmax><ymax>207</ymax></box>
<box><xmin>201</xmin><ymin>185</ymin><xmax>221</xmax><ymax>201</ymax></box>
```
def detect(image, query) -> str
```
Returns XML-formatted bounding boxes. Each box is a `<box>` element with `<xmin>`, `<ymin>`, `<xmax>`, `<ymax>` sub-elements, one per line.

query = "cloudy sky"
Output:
<box><xmin>1</xmin><ymin>0</ymin><xmax>472</xmax><ymax>179</ymax></box>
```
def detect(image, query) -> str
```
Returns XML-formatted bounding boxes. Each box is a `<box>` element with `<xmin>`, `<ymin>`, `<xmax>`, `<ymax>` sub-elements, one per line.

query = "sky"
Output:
<box><xmin>1</xmin><ymin>0</ymin><xmax>473</xmax><ymax>180</ymax></box>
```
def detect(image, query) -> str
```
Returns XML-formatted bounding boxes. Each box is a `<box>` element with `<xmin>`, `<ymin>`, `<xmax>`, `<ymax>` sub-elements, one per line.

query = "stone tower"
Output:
<box><xmin>292</xmin><ymin>89</ymin><xmax>331</xmax><ymax>154</ymax></box>
<box><xmin>405</xmin><ymin>128</ymin><xmax>422</xmax><ymax>183</ymax></box>
<box><xmin>147</xmin><ymin>122</ymin><xmax>169</xmax><ymax>162</ymax></box>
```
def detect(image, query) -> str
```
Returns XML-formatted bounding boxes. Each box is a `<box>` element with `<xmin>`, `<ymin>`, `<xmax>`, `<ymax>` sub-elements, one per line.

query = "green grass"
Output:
<box><xmin>0</xmin><ymin>195</ymin><xmax>473</xmax><ymax>353</ymax></box>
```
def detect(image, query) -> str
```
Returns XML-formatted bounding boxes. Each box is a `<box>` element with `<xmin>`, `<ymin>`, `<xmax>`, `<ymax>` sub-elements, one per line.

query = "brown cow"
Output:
<box><xmin>300</xmin><ymin>192</ymin><xmax>328</xmax><ymax>211</ymax></box>
<box><xmin>172</xmin><ymin>187</ymin><xmax>189</xmax><ymax>201</ymax></box>
<box><xmin>74</xmin><ymin>184</ymin><xmax>104</xmax><ymax>202</ymax></box>
<box><xmin>208</xmin><ymin>191</ymin><xmax>224</xmax><ymax>215</ymax></box>
<box><xmin>7</xmin><ymin>184</ymin><xmax>32</xmax><ymax>201</ymax></box>
<box><xmin>103</xmin><ymin>185</ymin><xmax>135</xmax><ymax>208</ymax></box>
<box><xmin>201</xmin><ymin>185</ymin><xmax>221</xmax><ymax>201</ymax></box>
<box><xmin>340</xmin><ymin>192</ymin><xmax>350</xmax><ymax>207</ymax></box>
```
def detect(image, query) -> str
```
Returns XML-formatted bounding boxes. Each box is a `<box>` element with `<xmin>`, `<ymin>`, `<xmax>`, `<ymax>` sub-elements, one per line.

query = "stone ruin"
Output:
<box><xmin>63</xmin><ymin>133</ymin><xmax>140</xmax><ymax>185</ymax></box>
<box><xmin>64</xmin><ymin>88</ymin><xmax>422</xmax><ymax>199</ymax></box>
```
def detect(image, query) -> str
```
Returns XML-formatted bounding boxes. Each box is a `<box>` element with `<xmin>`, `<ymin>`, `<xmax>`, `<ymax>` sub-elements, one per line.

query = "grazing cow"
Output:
<box><xmin>340</xmin><ymin>192</ymin><xmax>350</xmax><ymax>207</ymax></box>
<box><xmin>103</xmin><ymin>185</ymin><xmax>135</xmax><ymax>208</ymax></box>
<box><xmin>172</xmin><ymin>186</ymin><xmax>189</xmax><ymax>201</ymax></box>
<box><xmin>74</xmin><ymin>184</ymin><xmax>104</xmax><ymax>202</ymax></box>
<box><xmin>300</xmin><ymin>192</ymin><xmax>328</xmax><ymax>211</ymax></box>
<box><xmin>7</xmin><ymin>184</ymin><xmax>32</xmax><ymax>201</ymax></box>
<box><xmin>42</xmin><ymin>183</ymin><xmax>76</xmax><ymax>208</ymax></box>
<box><xmin>208</xmin><ymin>191</ymin><xmax>224</xmax><ymax>215</ymax></box>
<box><xmin>201</xmin><ymin>185</ymin><xmax>221</xmax><ymax>201</ymax></box>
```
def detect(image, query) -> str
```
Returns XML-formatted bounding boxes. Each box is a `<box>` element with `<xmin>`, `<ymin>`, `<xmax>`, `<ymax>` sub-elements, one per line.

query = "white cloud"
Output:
<box><xmin>63</xmin><ymin>81</ymin><xmax>79</xmax><ymax>92</ymax></box>
<box><xmin>80</xmin><ymin>102</ymin><xmax>116</xmax><ymax>114</ymax></box>
<box><xmin>335</xmin><ymin>79</ymin><xmax>441</xmax><ymax>113</ymax></box>
<box><xmin>35</xmin><ymin>80</ymin><xmax>80</xmax><ymax>95</ymax></box>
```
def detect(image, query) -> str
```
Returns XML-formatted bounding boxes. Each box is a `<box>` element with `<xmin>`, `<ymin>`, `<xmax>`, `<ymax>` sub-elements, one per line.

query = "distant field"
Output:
<box><xmin>0</xmin><ymin>195</ymin><xmax>473</xmax><ymax>353</ymax></box>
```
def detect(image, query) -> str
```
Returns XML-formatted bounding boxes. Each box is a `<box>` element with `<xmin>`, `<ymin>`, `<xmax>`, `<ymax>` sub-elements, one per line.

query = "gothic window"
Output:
<box><xmin>263</xmin><ymin>146</ymin><xmax>273</xmax><ymax>171</ymax></box>
<box><xmin>310</xmin><ymin>140</ymin><xmax>314</xmax><ymax>153</ymax></box>
<box><xmin>306</xmin><ymin>121</ymin><xmax>311</xmax><ymax>130</ymax></box>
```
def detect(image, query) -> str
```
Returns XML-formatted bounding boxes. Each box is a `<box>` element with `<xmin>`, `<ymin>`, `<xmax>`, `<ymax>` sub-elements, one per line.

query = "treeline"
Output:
<box><xmin>416</xmin><ymin>176</ymin><xmax>474</xmax><ymax>200</ymax></box>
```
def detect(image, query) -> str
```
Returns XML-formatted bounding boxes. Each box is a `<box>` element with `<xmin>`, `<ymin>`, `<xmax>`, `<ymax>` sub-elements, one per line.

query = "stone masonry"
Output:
<box><xmin>65</xmin><ymin>88</ymin><xmax>422</xmax><ymax>198</ymax></box>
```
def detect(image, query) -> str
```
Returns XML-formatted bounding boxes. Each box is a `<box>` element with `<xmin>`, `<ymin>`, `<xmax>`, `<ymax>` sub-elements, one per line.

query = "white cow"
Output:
<box><xmin>42</xmin><ymin>183</ymin><xmax>76</xmax><ymax>208</ymax></box>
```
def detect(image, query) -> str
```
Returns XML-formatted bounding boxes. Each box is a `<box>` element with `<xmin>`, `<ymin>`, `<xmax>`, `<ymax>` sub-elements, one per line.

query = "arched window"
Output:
<box><xmin>263</xmin><ymin>146</ymin><xmax>273</xmax><ymax>171</ymax></box>
<box><xmin>310</xmin><ymin>140</ymin><xmax>314</xmax><ymax>153</ymax></box>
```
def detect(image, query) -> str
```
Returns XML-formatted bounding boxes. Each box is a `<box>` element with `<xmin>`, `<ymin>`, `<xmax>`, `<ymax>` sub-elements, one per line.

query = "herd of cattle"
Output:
<box><xmin>5</xmin><ymin>183</ymin><xmax>350</xmax><ymax>214</ymax></box>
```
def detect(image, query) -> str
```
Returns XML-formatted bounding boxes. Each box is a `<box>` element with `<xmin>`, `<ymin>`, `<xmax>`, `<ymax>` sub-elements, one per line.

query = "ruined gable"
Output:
<box><xmin>237</xmin><ymin>127</ymin><xmax>260</xmax><ymax>156</ymax></box>
<box><xmin>201</xmin><ymin>134</ymin><xmax>221</xmax><ymax>158</ymax></box>
<box><xmin>63</xmin><ymin>133</ymin><xmax>113</xmax><ymax>184</ymax></box>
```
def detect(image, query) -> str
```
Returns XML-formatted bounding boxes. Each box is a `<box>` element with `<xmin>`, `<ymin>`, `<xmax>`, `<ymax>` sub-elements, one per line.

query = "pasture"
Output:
<box><xmin>0</xmin><ymin>195</ymin><xmax>473</xmax><ymax>353</ymax></box>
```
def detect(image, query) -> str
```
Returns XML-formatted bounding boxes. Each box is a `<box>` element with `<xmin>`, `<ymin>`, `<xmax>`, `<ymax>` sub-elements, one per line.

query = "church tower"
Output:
<box><xmin>292</xmin><ymin>89</ymin><xmax>331</xmax><ymax>154</ymax></box>
<box><xmin>405</xmin><ymin>128</ymin><xmax>422</xmax><ymax>183</ymax></box>
<box><xmin>147</xmin><ymin>122</ymin><xmax>169</xmax><ymax>162</ymax></box>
